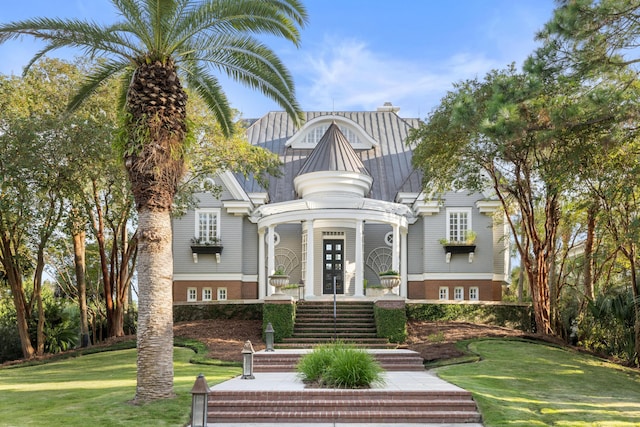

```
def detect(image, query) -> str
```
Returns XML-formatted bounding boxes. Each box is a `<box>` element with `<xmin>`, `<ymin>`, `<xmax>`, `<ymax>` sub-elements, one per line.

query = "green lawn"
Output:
<box><xmin>2</xmin><ymin>339</ymin><xmax>638</xmax><ymax>426</ymax></box>
<box><xmin>436</xmin><ymin>339</ymin><xmax>640</xmax><ymax>427</ymax></box>
<box><xmin>0</xmin><ymin>347</ymin><xmax>240</xmax><ymax>427</ymax></box>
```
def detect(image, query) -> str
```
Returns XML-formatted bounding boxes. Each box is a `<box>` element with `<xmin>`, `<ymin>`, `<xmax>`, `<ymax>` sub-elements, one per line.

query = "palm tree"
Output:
<box><xmin>0</xmin><ymin>0</ymin><xmax>307</xmax><ymax>402</ymax></box>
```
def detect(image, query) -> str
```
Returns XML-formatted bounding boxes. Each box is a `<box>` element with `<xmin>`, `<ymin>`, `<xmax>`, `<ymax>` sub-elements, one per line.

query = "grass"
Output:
<box><xmin>2</xmin><ymin>337</ymin><xmax>638</xmax><ymax>426</ymax></box>
<box><xmin>436</xmin><ymin>339</ymin><xmax>640</xmax><ymax>426</ymax></box>
<box><xmin>0</xmin><ymin>347</ymin><xmax>240</xmax><ymax>426</ymax></box>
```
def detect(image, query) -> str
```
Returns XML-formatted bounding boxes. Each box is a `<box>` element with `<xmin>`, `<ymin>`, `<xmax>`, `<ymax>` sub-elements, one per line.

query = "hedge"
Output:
<box><xmin>173</xmin><ymin>302</ymin><xmax>262</xmax><ymax>322</ymax></box>
<box><xmin>406</xmin><ymin>302</ymin><xmax>532</xmax><ymax>331</ymax></box>
<box><xmin>262</xmin><ymin>302</ymin><xmax>295</xmax><ymax>342</ymax></box>
<box><xmin>374</xmin><ymin>304</ymin><xmax>407</xmax><ymax>343</ymax></box>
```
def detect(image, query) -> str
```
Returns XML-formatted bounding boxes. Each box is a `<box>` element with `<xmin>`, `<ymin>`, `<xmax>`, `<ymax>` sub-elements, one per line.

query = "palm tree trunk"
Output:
<box><xmin>134</xmin><ymin>208</ymin><xmax>175</xmax><ymax>402</ymax></box>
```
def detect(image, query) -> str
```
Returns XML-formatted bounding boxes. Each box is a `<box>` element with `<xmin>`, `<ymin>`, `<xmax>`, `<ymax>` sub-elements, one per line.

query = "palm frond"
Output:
<box><xmin>68</xmin><ymin>59</ymin><xmax>130</xmax><ymax>113</ymax></box>
<box><xmin>188</xmin><ymin>35</ymin><xmax>302</xmax><ymax>126</ymax></box>
<box><xmin>183</xmin><ymin>65</ymin><xmax>234</xmax><ymax>137</ymax></box>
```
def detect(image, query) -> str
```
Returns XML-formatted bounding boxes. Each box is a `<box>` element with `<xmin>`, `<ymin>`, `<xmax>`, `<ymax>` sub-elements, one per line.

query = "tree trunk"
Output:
<box><xmin>34</xmin><ymin>247</ymin><xmax>46</xmax><ymax>356</ymax></box>
<box><xmin>73</xmin><ymin>230</ymin><xmax>90</xmax><ymax>347</ymax></box>
<box><xmin>583</xmin><ymin>204</ymin><xmax>596</xmax><ymax>304</ymax></box>
<box><xmin>134</xmin><ymin>208</ymin><xmax>175</xmax><ymax>402</ymax></box>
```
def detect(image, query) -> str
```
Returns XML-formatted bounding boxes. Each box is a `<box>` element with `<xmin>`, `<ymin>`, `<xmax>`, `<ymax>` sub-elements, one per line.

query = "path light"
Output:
<box><xmin>241</xmin><ymin>340</ymin><xmax>255</xmax><ymax>379</ymax></box>
<box><xmin>190</xmin><ymin>374</ymin><xmax>209</xmax><ymax>427</ymax></box>
<box><xmin>265</xmin><ymin>322</ymin><xmax>275</xmax><ymax>352</ymax></box>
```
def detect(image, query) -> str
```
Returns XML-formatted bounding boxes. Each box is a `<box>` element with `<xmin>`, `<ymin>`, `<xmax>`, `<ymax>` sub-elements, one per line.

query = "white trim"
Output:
<box><xmin>187</xmin><ymin>287</ymin><xmax>197</xmax><ymax>302</ymax></box>
<box><xmin>217</xmin><ymin>287</ymin><xmax>228</xmax><ymax>301</ymax></box>
<box><xmin>223</xmin><ymin>200</ymin><xmax>253</xmax><ymax>216</ymax></box>
<box><xmin>194</xmin><ymin>208</ymin><xmax>221</xmax><ymax>241</ymax></box>
<box><xmin>445</xmin><ymin>207</ymin><xmax>472</xmax><ymax>242</ymax></box>
<box><xmin>173</xmin><ymin>273</ymin><xmax>257</xmax><ymax>281</ymax></box>
<box><xmin>469</xmin><ymin>286</ymin><xmax>479</xmax><ymax>301</ymax></box>
<box><xmin>476</xmin><ymin>200</ymin><xmax>501</xmax><ymax>214</ymax></box>
<box><xmin>294</xmin><ymin>170</ymin><xmax>373</xmax><ymax>199</ymax></box>
<box><xmin>408</xmin><ymin>273</ymin><xmax>495</xmax><ymax>281</ymax></box>
<box><xmin>438</xmin><ymin>286</ymin><xmax>449</xmax><ymax>300</ymax></box>
<box><xmin>218</xmin><ymin>170</ymin><xmax>251</xmax><ymax>202</ymax></box>
<box><xmin>454</xmin><ymin>286</ymin><xmax>464</xmax><ymax>301</ymax></box>
<box><xmin>202</xmin><ymin>287</ymin><xmax>213</xmax><ymax>301</ymax></box>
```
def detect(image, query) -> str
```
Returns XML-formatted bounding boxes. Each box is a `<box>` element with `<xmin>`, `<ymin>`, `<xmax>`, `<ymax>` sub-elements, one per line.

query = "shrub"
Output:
<box><xmin>297</xmin><ymin>342</ymin><xmax>384</xmax><ymax>389</ymax></box>
<box><xmin>374</xmin><ymin>305</ymin><xmax>407</xmax><ymax>343</ymax></box>
<box><xmin>262</xmin><ymin>302</ymin><xmax>295</xmax><ymax>342</ymax></box>
<box><xmin>296</xmin><ymin>344</ymin><xmax>335</xmax><ymax>382</ymax></box>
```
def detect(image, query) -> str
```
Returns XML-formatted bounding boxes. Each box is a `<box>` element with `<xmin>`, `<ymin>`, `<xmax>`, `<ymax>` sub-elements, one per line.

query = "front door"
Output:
<box><xmin>323</xmin><ymin>239</ymin><xmax>344</xmax><ymax>294</ymax></box>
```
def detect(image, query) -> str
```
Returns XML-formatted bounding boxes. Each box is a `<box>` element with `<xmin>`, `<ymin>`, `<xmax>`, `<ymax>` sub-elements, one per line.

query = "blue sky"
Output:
<box><xmin>0</xmin><ymin>0</ymin><xmax>556</xmax><ymax>119</ymax></box>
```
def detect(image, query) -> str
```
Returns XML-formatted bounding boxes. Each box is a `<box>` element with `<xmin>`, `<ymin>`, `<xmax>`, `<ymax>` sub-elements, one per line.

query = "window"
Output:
<box><xmin>454</xmin><ymin>287</ymin><xmax>464</xmax><ymax>301</ymax></box>
<box><xmin>202</xmin><ymin>288</ymin><xmax>212</xmax><ymax>301</ymax></box>
<box><xmin>446</xmin><ymin>208</ymin><xmax>472</xmax><ymax>243</ymax></box>
<box><xmin>300</xmin><ymin>124</ymin><xmax>361</xmax><ymax>146</ymax></box>
<box><xmin>469</xmin><ymin>287</ymin><xmax>479</xmax><ymax>301</ymax></box>
<box><xmin>217</xmin><ymin>288</ymin><xmax>227</xmax><ymax>301</ymax></box>
<box><xmin>187</xmin><ymin>287</ymin><xmax>197</xmax><ymax>302</ymax></box>
<box><xmin>195</xmin><ymin>209</ymin><xmax>220</xmax><ymax>244</ymax></box>
<box><xmin>439</xmin><ymin>287</ymin><xmax>449</xmax><ymax>300</ymax></box>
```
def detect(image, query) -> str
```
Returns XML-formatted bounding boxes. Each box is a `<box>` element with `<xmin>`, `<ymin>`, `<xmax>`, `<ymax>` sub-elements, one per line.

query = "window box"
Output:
<box><xmin>442</xmin><ymin>244</ymin><xmax>476</xmax><ymax>254</ymax></box>
<box><xmin>190</xmin><ymin>244</ymin><xmax>223</xmax><ymax>254</ymax></box>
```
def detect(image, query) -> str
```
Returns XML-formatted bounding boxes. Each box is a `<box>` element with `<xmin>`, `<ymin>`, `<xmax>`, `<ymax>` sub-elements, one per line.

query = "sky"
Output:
<box><xmin>0</xmin><ymin>0</ymin><xmax>557</xmax><ymax>120</ymax></box>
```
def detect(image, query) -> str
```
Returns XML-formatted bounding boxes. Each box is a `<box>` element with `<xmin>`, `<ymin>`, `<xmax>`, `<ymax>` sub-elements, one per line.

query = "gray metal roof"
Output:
<box><xmin>239</xmin><ymin>111</ymin><xmax>422</xmax><ymax>203</ymax></box>
<box><xmin>297</xmin><ymin>122</ymin><xmax>371</xmax><ymax>177</ymax></box>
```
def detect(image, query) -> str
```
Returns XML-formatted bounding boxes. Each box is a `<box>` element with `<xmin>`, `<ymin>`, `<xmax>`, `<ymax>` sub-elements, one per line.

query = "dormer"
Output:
<box><xmin>286</xmin><ymin>115</ymin><xmax>378</xmax><ymax>150</ymax></box>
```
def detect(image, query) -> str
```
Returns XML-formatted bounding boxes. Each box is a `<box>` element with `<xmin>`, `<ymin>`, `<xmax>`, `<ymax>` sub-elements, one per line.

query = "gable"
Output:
<box><xmin>286</xmin><ymin>115</ymin><xmax>378</xmax><ymax>150</ymax></box>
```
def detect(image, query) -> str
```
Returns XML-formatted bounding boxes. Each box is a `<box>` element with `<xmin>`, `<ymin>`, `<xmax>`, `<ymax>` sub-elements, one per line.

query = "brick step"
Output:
<box><xmin>281</xmin><ymin>337</ymin><xmax>389</xmax><ymax>343</ymax></box>
<box><xmin>290</xmin><ymin>332</ymin><xmax>379</xmax><ymax>338</ymax></box>
<box><xmin>295</xmin><ymin>313</ymin><xmax>374</xmax><ymax>320</ymax></box>
<box><xmin>211</xmin><ymin>399</ymin><xmax>477</xmax><ymax>412</ymax></box>
<box><xmin>254</xmin><ymin>351</ymin><xmax>424</xmax><ymax>372</ymax></box>
<box><xmin>275</xmin><ymin>342</ymin><xmax>398</xmax><ymax>349</ymax></box>
<box><xmin>294</xmin><ymin>324</ymin><xmax>377</xmax><ymax>330</ymax></box>
<box><xmin>208</xmin><ymin>411</ymin><xmax>481</xmax><ymax>424</ymax></box>
<box><xmin>207</xmin><ymin>388</ymin><xmax>481</xmax><ymax>424</ymax></box>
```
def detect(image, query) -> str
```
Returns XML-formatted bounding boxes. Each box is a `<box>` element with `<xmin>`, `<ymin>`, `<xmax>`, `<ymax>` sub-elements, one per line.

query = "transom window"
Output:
<box><xmin>195</xmin><ymin>208</ymin><xmax>220</xmax><ymax>244</ymax></box>
<box><xmin>446</xmin><ymin>208</ymin><xmax>472</xmax><ymax>243</ymax></box>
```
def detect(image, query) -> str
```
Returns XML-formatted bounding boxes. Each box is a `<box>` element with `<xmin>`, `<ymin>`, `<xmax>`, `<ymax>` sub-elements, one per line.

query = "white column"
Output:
<box><xmin>354</xmin><ymin>219</ymin><xmax>364</xmax><ymax>297</ymax></box>
<box><xmin>258</xmin><ymin>227</ymin><xmax>266</xmax><ymax>300</ymax></box>
<box><xmin>392</xmin><ymin>223</ymin><xmax>400</xmax><ymax>272</ymax></box>
<box><xmin>267</xmin><ymin>225</ymin><xmax>276</xmax><ymax>296</ymax></box>
<box><xmin>305</xmin><ymin>220</ymin><xmax>315</xmax><ymax>298</ymax></box>
<box><xmin>401</xmin><ymin>227</ymin><xmax>408</xmax><ymax>298</ymax></box>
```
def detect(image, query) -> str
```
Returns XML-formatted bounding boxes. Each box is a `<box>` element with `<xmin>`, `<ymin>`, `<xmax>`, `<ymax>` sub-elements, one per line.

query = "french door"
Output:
<box><xmin>322</xmin><ymin>239</ymin><xmax>344</xmax><ymax>294</ymax></box>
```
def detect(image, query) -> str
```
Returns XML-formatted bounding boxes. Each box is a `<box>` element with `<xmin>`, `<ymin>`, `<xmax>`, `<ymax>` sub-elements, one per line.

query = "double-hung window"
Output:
<box><xmin>446</xmin><ymin>208</ymin><xmax>472</xmax><ymax>243</ymax></box>
<box><xmin>195</xmin><ymin>208</ymin><xmax>220</xmax><ymax>244</ymax></box>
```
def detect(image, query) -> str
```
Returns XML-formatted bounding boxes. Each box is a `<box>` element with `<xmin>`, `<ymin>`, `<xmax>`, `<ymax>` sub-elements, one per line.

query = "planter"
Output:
<box><xmin>190</xmin><ymin>244</ymin><xmax>223</xmax><ymax>255</ymax></box>
<box><xmin>268</xmin><ymin>275</ymin><xmax>290</xmax><ymax>295</ymax></box>
<box><xmin>442</xmin><ymin>244</ymin><xmax>476</xmax><ymax>254</ymax></box>
<box><xmin>379</xmin><ymin>275</ymin><xmax>401</xmax><ymax>295</ymax></box>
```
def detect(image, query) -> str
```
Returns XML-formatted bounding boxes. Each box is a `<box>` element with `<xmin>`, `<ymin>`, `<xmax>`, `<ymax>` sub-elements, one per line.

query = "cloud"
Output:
<box><xmin>291</xmin><ymin>36</ymin><xmax>502</xmax><ymax>118</ymax></box>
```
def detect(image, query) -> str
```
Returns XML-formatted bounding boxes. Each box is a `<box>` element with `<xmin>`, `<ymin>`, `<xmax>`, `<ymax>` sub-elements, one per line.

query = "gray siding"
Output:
<box><xmin>422</xmin><ymin>191</ymin><xmax>494</xmax><ymax>274</ymax></box>
<box><xmin>407</xmin><ymin>219</ymin><xmax>424</xmax><ymax>274</ymax></box>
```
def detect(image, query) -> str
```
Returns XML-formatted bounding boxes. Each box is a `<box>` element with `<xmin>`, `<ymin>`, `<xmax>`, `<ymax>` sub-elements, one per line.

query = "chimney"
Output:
<box><xmin>377</xmin><ymin>102</ymin><xmax>400</xmax><ymax>113</ymax></box>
